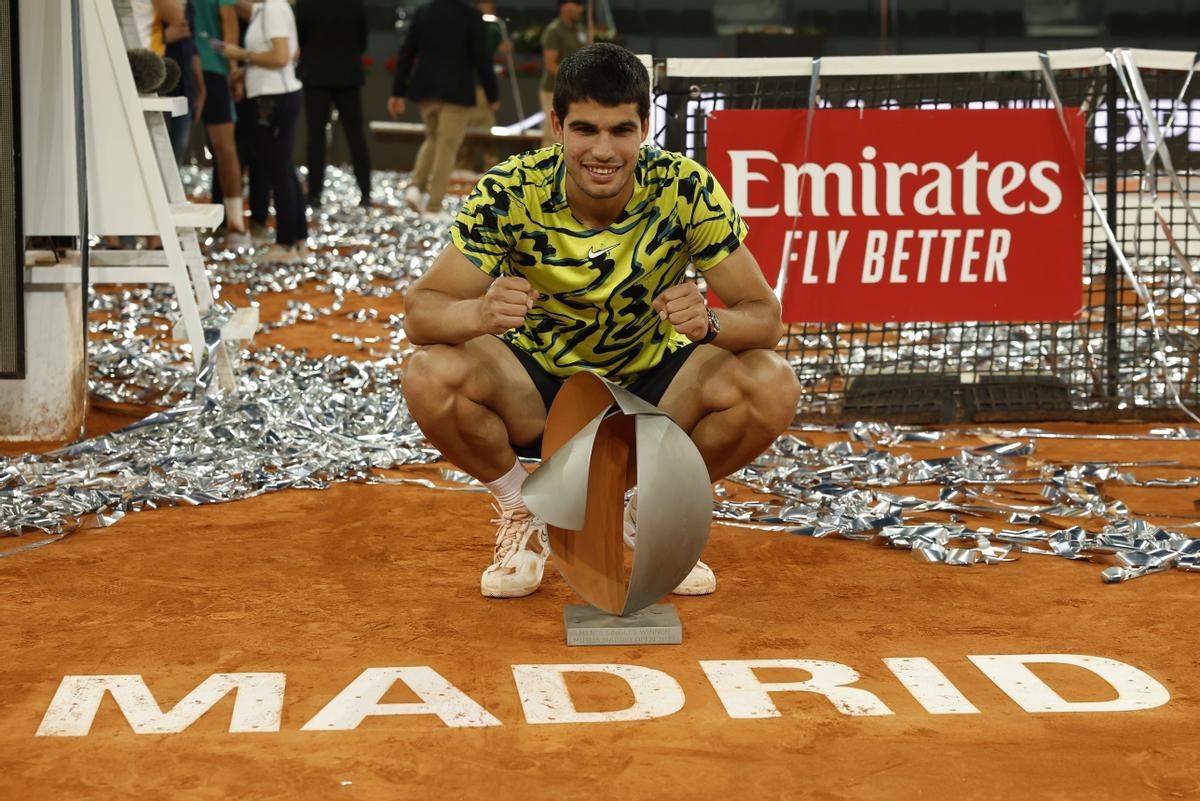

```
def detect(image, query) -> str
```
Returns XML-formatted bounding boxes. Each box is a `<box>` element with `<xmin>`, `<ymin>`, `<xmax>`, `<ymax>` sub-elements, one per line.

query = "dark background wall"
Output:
<box><xmin>290</xmin><ymin>1</ymin><xmax>1200</xmax><ymax>172</ymax></box>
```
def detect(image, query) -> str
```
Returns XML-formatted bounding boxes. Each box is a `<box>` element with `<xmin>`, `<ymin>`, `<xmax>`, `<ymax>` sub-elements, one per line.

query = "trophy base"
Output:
<box><xmin>563</xmin><ymin>603</ymin><xmax>682</xmax><ymax>646</ymax></box>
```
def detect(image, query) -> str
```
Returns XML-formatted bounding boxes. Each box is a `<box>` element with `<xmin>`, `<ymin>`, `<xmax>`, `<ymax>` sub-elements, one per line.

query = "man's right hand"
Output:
<box><xmin>387</xmin><ymin>96</ymin><xmax>405</xmax><ymax>119</ymax></box>
<box><xmin>475</xmin><ymin>276</ymin><xmax>539</xmax><ymax>335</ymax></box>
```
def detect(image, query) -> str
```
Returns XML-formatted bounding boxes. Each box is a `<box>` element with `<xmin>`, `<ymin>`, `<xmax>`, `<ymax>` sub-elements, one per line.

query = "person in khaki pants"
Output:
<box><xmin>388</xmin><ymin>0</ymin><xmax>499</xmax><ymax>219</ymax></box>
<box><xmin>539</xmin><ymin>0</ymin><xmax>585</xmax><ymax>146</ymax></box>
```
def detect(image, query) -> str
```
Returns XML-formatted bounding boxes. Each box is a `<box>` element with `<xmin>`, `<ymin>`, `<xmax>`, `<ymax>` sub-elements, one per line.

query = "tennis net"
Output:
<box><xmin>653</xmin><ymin>49</ymin><xmax>1200</xmax><ymax>423</ymax></box>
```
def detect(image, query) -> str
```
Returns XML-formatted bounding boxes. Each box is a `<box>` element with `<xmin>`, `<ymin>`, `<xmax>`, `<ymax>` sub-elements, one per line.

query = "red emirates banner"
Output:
<box><xmin>706</xmin><ymin>108</ymin><xmax>1085</xmax><ymax>323</ymax></box>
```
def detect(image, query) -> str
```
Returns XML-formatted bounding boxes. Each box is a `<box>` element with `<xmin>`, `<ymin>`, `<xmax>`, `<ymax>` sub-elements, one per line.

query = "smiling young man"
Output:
<box><xmin>402</xmin><ymin>43</ymin><xmax>800</xmax><ymax>599</ymax></box>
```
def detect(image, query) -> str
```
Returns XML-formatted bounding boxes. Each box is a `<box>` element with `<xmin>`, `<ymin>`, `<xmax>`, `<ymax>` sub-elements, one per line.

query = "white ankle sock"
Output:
<box><xmin>223</xmin><ymin>197</ymin><xmax>245</xmax><ymax>232</ymax></box>
<box><xmin>485</xmin><ymin>460</ymin><xmax>529</xmax><ymax>511</ymax></box>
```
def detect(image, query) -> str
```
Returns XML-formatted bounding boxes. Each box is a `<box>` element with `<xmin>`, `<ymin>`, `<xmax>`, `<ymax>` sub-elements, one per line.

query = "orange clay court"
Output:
<box><xmin>2</xmin><ymin>273</ymin><xmax>1199</xmax><ymax>801</ymax></box>
<box><xmin>4</xmin><ymin>22</ymin><xmax>1200</xmax><ymax>798</ymax></box>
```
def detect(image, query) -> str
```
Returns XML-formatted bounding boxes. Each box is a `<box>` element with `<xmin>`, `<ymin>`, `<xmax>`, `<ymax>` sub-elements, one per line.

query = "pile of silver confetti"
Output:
<box><xmin>718</xmin><ymin>423</ymin><xmax>1200</xmax><ymax>583</ymax></box>
<box><xmin>3</xmin><ymin>167</ymin><xmax>1199</xmax><ymax>582</ymax></box>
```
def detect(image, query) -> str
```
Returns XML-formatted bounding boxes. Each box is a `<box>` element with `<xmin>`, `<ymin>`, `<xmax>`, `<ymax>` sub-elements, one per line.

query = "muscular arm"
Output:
<box><xmin>678</xmin><ymin>247</ymin><xmax>785</xmax><ymax>352</ymax></box>
<box><xmin>405</xmin><ymin>246</ymin><xmax>531</xmax><ymax>346</ymax></box>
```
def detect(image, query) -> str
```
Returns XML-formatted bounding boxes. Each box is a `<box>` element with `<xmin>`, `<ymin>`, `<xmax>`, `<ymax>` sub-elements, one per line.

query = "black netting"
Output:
<box><xmin>653</xmin><ymin>60</ymin><xmax>1200</xmax><ymax>422</ymax></box>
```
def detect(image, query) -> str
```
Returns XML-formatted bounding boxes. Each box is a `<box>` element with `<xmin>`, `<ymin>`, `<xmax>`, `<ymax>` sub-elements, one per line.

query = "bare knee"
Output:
<box><xmin>402</xmin><ymin>345</ymin><xmax>470</xmax><ymax>418</ymax></box>
<box><xmin>735</xmin><ymin>350</ymin><xmax>801</xmax><ymax>433</ymax></box>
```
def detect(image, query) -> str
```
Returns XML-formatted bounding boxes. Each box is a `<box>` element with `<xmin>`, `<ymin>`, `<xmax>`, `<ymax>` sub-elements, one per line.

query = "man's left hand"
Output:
<box><xmin>652</xmin><ymin>283</ymin><xmax>710</xmax><ymax>342</ymax></box>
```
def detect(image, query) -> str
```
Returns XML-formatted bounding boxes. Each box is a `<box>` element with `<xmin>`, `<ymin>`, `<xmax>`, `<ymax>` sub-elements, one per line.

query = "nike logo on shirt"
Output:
<box><xmin>587</xmin><ymin>244</ymin><xmax>618</xmax><ymax>260</ymax></box>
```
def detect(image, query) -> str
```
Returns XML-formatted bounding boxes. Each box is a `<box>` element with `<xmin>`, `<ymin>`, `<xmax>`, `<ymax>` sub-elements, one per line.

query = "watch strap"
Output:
<box><xmin>698</xmin><ymin>307</ymin><xmax>720</xmax><ymax>345</ymax></box>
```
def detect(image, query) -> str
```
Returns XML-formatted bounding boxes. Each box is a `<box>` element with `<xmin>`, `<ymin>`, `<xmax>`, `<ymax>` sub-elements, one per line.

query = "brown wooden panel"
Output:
<box><xmin>541</xmin><ymin>373</ymin><xmax>640</xmax><ymax>616</ymax></box>
<box><xmin>548</xmin><ymin>413</ymin><xmax>633</xmax><ymax>615</ymax></box>
<box><xmin>541</xmin><ymin>372</ymin><xmax>615</xmax><ymax>457</ymax></box>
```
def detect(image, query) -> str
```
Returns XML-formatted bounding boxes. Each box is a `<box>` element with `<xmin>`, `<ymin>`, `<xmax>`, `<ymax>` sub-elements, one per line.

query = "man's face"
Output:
<box><xmin>561</xmin><ymin>1</ymin><xmax>584</xmax><ymax>23</ymax></box>
<box><xmin>553</xmin><ymin>99</ymin><xmax>646</xmax><ymax>202</ymax></box>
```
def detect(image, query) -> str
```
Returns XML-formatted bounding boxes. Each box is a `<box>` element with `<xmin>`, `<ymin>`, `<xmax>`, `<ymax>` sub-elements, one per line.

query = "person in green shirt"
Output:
<box><xmin>539</xmin><ymin>0</ymin><xmax>585</xmax><ymax>146</ymax></box>
<box><xmin>194</xmin><ymin>0</ymin><xmax>250</xmax><ymax>244</ymax></box>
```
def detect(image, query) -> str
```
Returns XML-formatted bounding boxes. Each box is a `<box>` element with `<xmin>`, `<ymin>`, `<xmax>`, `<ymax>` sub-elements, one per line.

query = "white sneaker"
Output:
<box><xmin>403</xmin><ymin>185</ymin><xmax>425</xmax><ymax>212</ymax></box>
<box><xmin>623</xmin><ymin>492</ymin><xmax>716</xmax><ymax>595</ymax></box>
<box><xmin>481</xmin><ymin>506</ymin><xmax>549</xmax><ymax>598</ymax></box>
<box><xmin>225</xmin><ymin>229</ymin><xmax>253</xmax><ymax>251</ymax></box>
<box><xmin>249</xmin><ymin>221</ymin><xmax>272</xmax><ymax>245</ymax></box>
<box><xmin>254</xmin><ymin>244</ymin><xmax>305</xmax><ymax>265</ymax></box>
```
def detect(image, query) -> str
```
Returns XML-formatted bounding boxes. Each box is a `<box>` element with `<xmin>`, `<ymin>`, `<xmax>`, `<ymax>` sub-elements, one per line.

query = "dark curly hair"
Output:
<box><xmin>552</xmin><ymin>43</ymin><xmax>650</xmax><ymax>124</ymax></box>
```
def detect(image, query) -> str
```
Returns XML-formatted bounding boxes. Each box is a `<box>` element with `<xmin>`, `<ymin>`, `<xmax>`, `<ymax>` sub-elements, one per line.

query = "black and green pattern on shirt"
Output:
<box><xmin>451</xmin><ymin>145</ymin><xmax>748</xmax><ymax>386</ymax></box>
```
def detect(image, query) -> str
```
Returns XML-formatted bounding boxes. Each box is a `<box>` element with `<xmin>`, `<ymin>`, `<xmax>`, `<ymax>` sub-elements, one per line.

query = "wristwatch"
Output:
<box><xmin>698</xmin><ymin>307</ymin><xmax>720</xmax><ymax>344</ymax></box>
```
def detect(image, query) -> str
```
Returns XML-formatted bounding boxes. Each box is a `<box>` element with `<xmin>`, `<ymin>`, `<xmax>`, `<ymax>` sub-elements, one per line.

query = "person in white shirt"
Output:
<box><xmin>221</xmin><ymin>0</ymin><xmax>307</xmax><ymax>263</ymax></box>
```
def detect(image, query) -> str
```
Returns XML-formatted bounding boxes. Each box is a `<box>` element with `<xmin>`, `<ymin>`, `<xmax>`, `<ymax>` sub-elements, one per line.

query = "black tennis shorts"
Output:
<box><xmin>201</xmin><ymin>71</ymin><xmax>236</xmax><ymax>126</ymax></box>
<box><xmin>504</xmin><ymin>339</ymin><xmax>699</xmax><ymax>459</ymax></box>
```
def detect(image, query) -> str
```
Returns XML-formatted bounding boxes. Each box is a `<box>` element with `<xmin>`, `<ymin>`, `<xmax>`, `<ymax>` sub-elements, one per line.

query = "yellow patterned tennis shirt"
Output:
<box><xmin>450</xmin><ymin>145</ymin><xmax>749</xmax><ymax>386</ymax></box>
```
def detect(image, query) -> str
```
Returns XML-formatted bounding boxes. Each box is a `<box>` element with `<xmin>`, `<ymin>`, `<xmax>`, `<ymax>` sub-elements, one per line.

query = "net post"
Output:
<box><xmin>1103</xmin><ymin>61</ymin><xmax>1121</xmax><ymax>406</ymax></box>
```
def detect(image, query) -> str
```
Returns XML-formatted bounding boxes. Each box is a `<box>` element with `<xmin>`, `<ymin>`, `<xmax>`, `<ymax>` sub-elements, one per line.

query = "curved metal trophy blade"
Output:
<box><xmin>622</xmin><ymin>413</ymin><xmax>712</xmax><ymax>615</ymax></box>
<box><xmin>605</xmin><ymin>380</ymin><xmax>672</xmax><ymax>420</ymax></box>
<box><xmin>522</xmin><ymin>372</ymin><xmax>712</xmax><ymax>617</ymax></box>
<box><xmin>521</xmin><ymin>414</ymin><xmax>605</xmax><ymax>531</ymax></box>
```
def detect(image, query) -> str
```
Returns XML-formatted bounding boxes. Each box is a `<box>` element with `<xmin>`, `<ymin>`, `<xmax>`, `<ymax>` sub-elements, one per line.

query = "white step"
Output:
<box><xmin>171</xmin><ymin>203</ymin><xmax>224</xmax><ymax>230</ymax></box>
<box><xmin>140</xmin><ymin>95</ymin><xmax>188</xmax><ymax>117</ymax></box>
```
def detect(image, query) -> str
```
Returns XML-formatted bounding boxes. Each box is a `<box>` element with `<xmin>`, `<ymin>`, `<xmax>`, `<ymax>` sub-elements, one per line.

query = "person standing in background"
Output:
<box><xmin>194</xmin><ymin>0</ymin><xmax>251</xmax><ymax>246</ymax></box>
<box><xmin>211</xmin><ymin>4</ymin><xmax>272</xmax><ymax>243</ymax></box>
<box><xmin>294</xmin><ymin>0</ymin><xmax>373</xmax><ymax>208</ymax></box>
<box><xmin>462</xmin><ymin>0</ymin><xmax>508</xmax><ymax>171</ymax></box>
<box><xmin>130</xmin><ymin>0</ymin><xmax>185</xmax><ymax>54</ymax></box>
<box><xmin>538</xmin><ymin>0</ymin><xmax>585</xmax><ymax>147</ymax></box>
<box><xmin>388</xmin><ymin>0</ymin><xmax>499</xmax><ymax>220</ymax></box>
<box><xmin>222</xmin><ymin>0</ymin><xmax>308</xmax><ymax>263</ymax></box>
<box><xmin>466</xmin><ymin>0</ymin><xmax>506</xmax><ymax>131</ymax></box>
<box><xmin>162</xmin><ymin>1</ymin><xmax>207</xmax><ymax>165</ymax></box>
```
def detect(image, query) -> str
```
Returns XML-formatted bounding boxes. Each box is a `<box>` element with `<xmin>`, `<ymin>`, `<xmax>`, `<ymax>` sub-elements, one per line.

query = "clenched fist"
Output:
<box><xmin>652</xmin><ymin>283</ymin><xmax>710</xmax><ymax>342</ymax></box>
<box><xmin>476</xmin><ymin>276</ymin><xmax>540</xmax><ymax>335</ymax></box>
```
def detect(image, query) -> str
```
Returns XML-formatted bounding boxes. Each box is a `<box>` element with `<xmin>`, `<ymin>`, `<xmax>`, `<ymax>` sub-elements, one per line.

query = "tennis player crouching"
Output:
<box><xmin>403</xmin><ymin>43</ymin><xmax>800</xmax><ymax>599</ymax></box>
